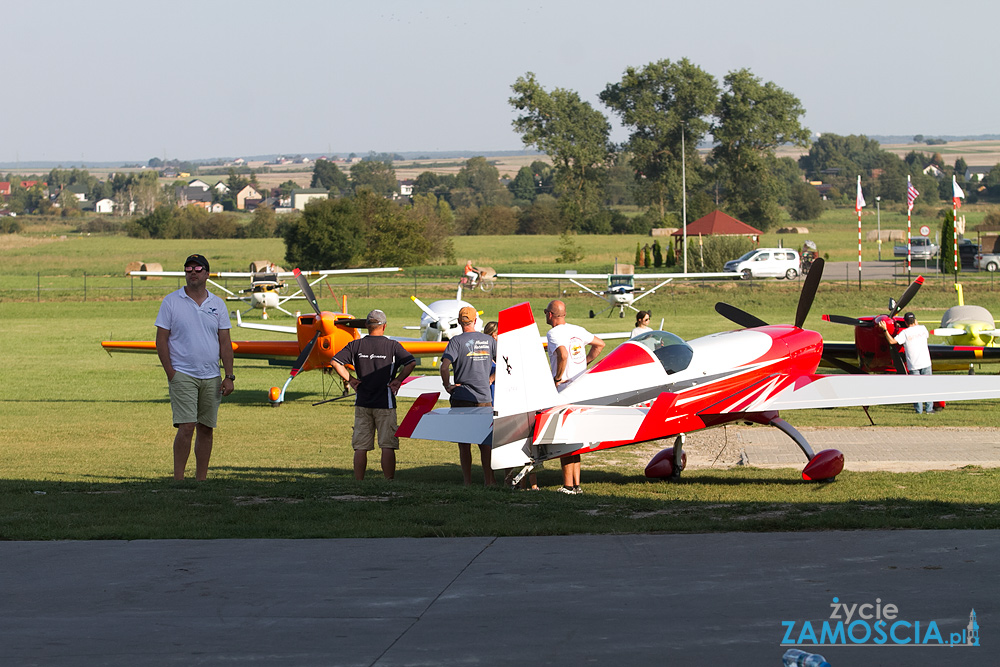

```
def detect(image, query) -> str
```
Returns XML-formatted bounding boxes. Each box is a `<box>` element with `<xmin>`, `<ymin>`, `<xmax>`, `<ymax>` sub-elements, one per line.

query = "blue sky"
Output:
<box><xmin>6</xmin><ymin>0</ymin><xmax>996</xmax><ymax>163</ymax></box>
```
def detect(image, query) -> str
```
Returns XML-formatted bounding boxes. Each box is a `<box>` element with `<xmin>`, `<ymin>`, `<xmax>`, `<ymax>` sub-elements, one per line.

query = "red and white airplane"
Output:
<box><xmin>821</xmin><ymin>278</ymin><xmax>1000</xmax><ymax>374</ymax></box>
<box><xmin>398</xmin><ymin>259</ymin><xmax>1000</xmax><ymax>482</ymax></box>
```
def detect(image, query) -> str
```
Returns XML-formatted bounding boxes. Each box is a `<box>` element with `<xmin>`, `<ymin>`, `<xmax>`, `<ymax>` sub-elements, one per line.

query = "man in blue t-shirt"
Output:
<box><xmin>440</xmin><ymin>306</ymin><xmax>497</xmax><ymax>486</ymax></box>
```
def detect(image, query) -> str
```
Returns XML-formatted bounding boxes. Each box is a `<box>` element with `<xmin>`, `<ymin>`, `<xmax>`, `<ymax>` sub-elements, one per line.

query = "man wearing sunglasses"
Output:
<box><xmin>154</xmin><ymin>254</ymin><xmax>234</xmax><ymax>480</ymax></box>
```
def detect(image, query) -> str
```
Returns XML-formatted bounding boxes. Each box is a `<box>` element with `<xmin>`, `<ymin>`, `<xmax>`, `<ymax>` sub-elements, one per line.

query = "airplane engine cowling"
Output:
<box><xmin>644</xmin><ymin>447</ymin><xmax>687</xmax><ymax>479</ymax></box>
<box><xmin>802</xmin><ymin>449</ymin><xmax>844</xmax><ymax>481</ymax></box>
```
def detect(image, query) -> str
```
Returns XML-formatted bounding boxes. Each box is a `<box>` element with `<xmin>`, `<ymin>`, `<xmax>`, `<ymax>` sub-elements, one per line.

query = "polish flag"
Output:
<box><xmin>952</xmin><ymin>176</ymin><xmax>965</xmax><ymax>209</ymax></box>
<box><xmin>855</xmin><ymin>175</ymin><xmax>866</xmax><ymax>212</ymax></box>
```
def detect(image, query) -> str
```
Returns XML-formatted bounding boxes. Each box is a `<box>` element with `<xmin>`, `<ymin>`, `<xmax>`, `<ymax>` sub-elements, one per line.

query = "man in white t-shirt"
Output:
<box><xmin>879</xmin><ymin>312</ymin><xmax>933</xmax><ymax>414</ymax></box>
<box><xmin>544</xmin><ymin>300</ymin><xmax>605</xmax><ymax>494</ymax></box>
<box><xmin>155</xmin><ymin>254</ymin><xmax>234</xmax><ymax>480</ymax></box>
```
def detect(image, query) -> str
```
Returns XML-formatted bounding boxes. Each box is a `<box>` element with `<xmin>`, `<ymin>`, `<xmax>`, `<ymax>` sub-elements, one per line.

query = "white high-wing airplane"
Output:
<box><xmin>398</xmin><ymin>259</ymin><xmax>1000</xmax><ymax>483</ymax></box>
<box><xmin>403</xmin><ymin>285</ymin><xmax>484</xmax><ymax>342</ymax></box>
<box><xmin>128</xmin><ymin>266</ymin><xmax>400</xmax><ymax>319</ymax></box>
<box><xmin>496</xmin><ymin>270</ymin><xmax>734</xmax><ymax>318</ymax></box>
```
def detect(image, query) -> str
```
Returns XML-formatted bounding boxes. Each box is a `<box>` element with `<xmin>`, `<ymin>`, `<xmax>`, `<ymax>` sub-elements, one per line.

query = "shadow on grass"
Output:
<box><xmin>2</xmin><ymin>467</ymin><xmax>998</xmax><ymax>540</ymax></box>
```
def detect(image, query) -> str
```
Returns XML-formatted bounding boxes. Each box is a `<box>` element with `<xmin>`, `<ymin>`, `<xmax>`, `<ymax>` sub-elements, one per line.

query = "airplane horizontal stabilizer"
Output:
<box><xmin>396</xmin><ymin>405</ymin><xmax>494</xmax><ymax>445</ymax></box>
<box><xmin>532</xmin><ymin>405</ymin><xmax>647</xmax><ymax>445</ymax></box>
<box><xmin>397</xmin><ymin>375</ymin><xmax>446</xmax><ymax>398</ymax></box>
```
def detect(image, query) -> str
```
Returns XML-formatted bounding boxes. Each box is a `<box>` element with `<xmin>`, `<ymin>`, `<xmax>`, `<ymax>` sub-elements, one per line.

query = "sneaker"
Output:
<box><xmin>573</xmin><ymin>486</ymin><xmax>583</xmax><ymax>494</ymax></box>
<box><xmin>557</xmin><ymin>486</ymin><xmax>577</xmax><ymax>495</ymax></box>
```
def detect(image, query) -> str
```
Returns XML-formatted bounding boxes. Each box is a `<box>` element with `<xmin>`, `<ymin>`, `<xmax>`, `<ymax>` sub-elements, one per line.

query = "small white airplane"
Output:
<box><xmin>404</xmin><ymin>285</ymin><xmax>484</xmax><ymax>342</ymax></box>
<box><xmin>497</xmin><ymin>269</ymin><xmax>734</xmax><ymax>318</ymax></box>
<box><xmin>128</xmin><ymin>265</ymin><xmax>400</xmax><ymax>319</ymax></box>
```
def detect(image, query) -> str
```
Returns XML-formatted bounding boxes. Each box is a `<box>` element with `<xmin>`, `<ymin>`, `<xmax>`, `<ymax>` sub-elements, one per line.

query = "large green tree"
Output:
<box><xmin>350</xmin><ymin>159</ymin><xmax>397</xmax><ymax>197</ymax></box>
<box><xmin>600</xmin><ymin>58</ymin><xmax>718</xmax><ymax>219</ymax></box>
<box><xmin>283</xmin><ymin>198</ymin><xmax>365</xmax><ymax>268</ymax></box>
<box><xmin>451</xmin><ymin>156</ymin><xmax>512</xmax><ymax>208</ymax></box>
<box><xmin>711</xmin><ymin>69</ymin><xmax>810</xmax><ymax>231</ymax></box>
<box><xmin>310</xmin><ymin>159</ymin><xmax>349</xmax><ymax>194</ymax></box>
<box><xmin>509</xmin><ymin>72</ymin><xmax>613</xmax><ymax>227</ymax></box>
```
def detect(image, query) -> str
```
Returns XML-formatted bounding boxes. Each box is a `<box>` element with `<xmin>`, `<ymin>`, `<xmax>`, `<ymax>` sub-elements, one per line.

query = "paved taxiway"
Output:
<box><xmin>3</xmin><ymin>429</ymin><xmax>995</xmax><ymax>666</ymax></box>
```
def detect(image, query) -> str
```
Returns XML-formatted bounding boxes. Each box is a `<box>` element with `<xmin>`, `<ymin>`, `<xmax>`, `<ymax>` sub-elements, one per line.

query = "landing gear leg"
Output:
<box><xmin>670</xmin><ymin>434</ymin><xmax>685</xmax><ymax>480</ymax></box>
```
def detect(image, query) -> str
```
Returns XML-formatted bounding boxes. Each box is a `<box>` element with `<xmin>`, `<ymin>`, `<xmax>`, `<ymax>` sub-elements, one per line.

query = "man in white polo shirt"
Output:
<box><xmin>155</xmin><ymin>254</ymin><xmax>234</xmax><ymax>480</ymax></box>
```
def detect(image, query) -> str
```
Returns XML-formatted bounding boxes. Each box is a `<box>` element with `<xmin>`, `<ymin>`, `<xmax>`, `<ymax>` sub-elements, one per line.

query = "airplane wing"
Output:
<box><xmin>710</xmin><ymin>373</ymin><xmax>1000</xmax><ymax>413</ymax></box>
<box><xmin>128</xmin><ymin>267</ymin><xmax>401</xmax><ymax>279</ymax></box>
<box><xmin>101</xmin><ymin>339</ymin><xmax>301</xmax><ymax>363</ymax></box>
<box><xmin>496</xmin><ymin>272</ymin><xmax>734</xmax><ymax>280</ymax></box>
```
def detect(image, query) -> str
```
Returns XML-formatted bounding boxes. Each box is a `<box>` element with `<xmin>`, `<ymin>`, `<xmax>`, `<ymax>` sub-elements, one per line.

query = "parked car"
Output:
<box><xmin>724</xmin><ymin>248</ymin><xmax>801</xmax><ymax>280</ymax></box>
<box><xmin>893</xmin><ymin>236</ymin><xmax>938</xmax><ymax>259</ymax></box>
<box><xmin>975</xmin><ymin>252</ymin><xmax>1000</xmax><ymax>272</ymax></box>
<box><xmin>958</xmin><ymin>240</ymin><xmax>980</xmax><ymax>270</ymax></box>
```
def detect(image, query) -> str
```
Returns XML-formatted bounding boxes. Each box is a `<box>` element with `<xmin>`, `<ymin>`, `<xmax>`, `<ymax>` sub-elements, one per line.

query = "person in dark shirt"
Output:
<box><xmin>440</xmin><ymin>306</ymin><xmax>497</xmax><ymax>486</ymax></box>
<box><xmin>331</xmin><ymin>310</ymin><xmax>416</xmax><ymax>480</ymax></box>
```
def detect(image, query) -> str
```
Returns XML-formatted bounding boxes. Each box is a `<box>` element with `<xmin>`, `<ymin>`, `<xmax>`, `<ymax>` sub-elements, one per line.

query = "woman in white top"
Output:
<box><xmin>631</xmin><ymin>310</ymin><xmax>652</xmax><ymax>338</ymax></box>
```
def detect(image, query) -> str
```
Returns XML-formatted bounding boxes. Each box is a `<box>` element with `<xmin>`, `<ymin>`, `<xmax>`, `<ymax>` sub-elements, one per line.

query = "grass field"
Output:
<box><xmin>4</xmin><ymin>214</ymin><xmax>1000</xmax><ymax>539</ymax></box>
<box><xmin>3</xmin><ymin>256</ymin><xmax>1000</xmax><ymax>539</ymax></box>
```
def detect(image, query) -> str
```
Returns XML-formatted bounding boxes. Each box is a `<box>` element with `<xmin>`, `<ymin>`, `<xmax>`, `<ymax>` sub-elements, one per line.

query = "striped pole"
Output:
<box><xmin>858</xmin><ymin>205</ymin><xmax>862</xmax><ymax>290</ymax></box>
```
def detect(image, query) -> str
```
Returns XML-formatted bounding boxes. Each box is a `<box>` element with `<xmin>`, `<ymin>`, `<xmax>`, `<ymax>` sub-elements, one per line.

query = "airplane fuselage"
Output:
<box><xmin>547</xmin><ymin>325</ymin><xmax>823</xmax><ymax>455</ymax></box>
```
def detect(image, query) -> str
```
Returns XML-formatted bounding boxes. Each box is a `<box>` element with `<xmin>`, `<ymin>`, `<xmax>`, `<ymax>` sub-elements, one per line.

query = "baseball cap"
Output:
<box><xmin>903</xmin><ymin>312</ymin><xmax>916</xmax><ymax>325</ymax></box>
<box><xmin>366</xmin><ymin>309</ymin><xmax>387</xmax><ymax>326</ymax></box>
<box><xmin>458</xmin><ymin>306</ymin><xmax>477</xmax><ymax>325</ymax></box>
<box><xmin>184</xmin><ymin>254</ymin><xmax>210</xmax><ymax>271</ymax></box>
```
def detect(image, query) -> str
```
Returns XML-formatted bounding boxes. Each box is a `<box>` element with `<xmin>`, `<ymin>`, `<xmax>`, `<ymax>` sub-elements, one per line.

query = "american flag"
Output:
<box><xmin>907</xmin><ymin>182</ymin><xmax>920</xmax><ymax>211</ymax></box>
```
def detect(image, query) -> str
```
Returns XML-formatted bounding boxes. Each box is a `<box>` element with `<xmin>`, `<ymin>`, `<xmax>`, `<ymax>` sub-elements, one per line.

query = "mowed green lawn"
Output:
<box><xmin>3</xmin><ymin>254</ymin><xmax>1000</xmax><ymax>538</ymax></box>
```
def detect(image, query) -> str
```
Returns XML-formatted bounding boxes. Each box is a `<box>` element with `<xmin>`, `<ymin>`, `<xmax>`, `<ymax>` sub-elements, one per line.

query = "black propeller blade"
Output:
<box><xmin>888</xmin><ymin>275</ymin><xmax>924</xmax><ymax>318</ymax></box>
<box><xmin>794</xmin><ymin>257</ymin><xmax>824</xmax><ymax>329</ymax></box>
<box><xmin>290</xmin><ymin>331</ymin><xmax>319</xmax><ymax>378</ymax></box>
<box><xmin>822</xmin><ymin>314</ymin><xmax>866</xmax><ymax>327</ymax></box>
<box><xmin>714</xmin><ymin>302</ymin><xmax>769</xmax><ymax>329</ymax></box>
<box><xmin>294</xmin><ymin>268</ymin><xmax>322</xmax><ymax>317</ymax></box>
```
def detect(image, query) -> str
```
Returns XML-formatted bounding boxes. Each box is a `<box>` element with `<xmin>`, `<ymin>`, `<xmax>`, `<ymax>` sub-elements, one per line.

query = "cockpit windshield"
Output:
<box><xmin>629</xmin><ymin>331</ymin><xmax>693</xmax><ymax>375</ymax></box>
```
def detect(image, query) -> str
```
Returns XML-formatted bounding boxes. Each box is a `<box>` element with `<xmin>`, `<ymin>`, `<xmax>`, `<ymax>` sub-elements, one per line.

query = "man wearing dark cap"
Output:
<box><xmin>155</xmin><ymin>254</ymin><xmax>234</xmax><ymax>480</ymax></box>
<box><xmin>879</xmin><ymin>312</ymin><xmax>934</xmax><ymax>414</ymax></box>
<box><xmin>440</xmin><ymin>306</ymin><xmax>497</xmax><ymax>486</ymax></box>
<box><xmin>331</xmin><ymin>310</ymin><xmax>417</xmax><ymax>480</ymax></box>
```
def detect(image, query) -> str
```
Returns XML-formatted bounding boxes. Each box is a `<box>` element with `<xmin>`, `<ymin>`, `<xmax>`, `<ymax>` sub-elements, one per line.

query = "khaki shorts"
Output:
<box><xmin>352</xmin><ymin>407</ymin><xmax>400</xmax><ymax>451</ymax></box>
<box><xmin>169</xmin><ymin>372</ymin><xmax>221</xmax><ymax>428</ymax></box>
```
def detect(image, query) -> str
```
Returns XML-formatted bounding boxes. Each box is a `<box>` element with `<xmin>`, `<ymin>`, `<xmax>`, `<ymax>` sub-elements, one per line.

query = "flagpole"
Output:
<box><xmin>856</xmin><ymin>175</ymin><xmax>863</xmax><ymax>291</ymax></box>
<box><xmin>907</xmin><ymin>175</ymin><xmax>912</xmax><ymax>281</ymax></box>
<box><xmin>682</xmin><ymin>125</ymin><xmax>687</xmax><ymax>275</ymax></box>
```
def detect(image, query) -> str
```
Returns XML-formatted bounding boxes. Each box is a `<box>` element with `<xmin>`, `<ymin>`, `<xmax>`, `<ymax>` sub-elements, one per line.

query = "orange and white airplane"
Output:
<box><xmin>102</xmin><ymin>269</ymin><xmax>447</xmax><ymax>405</ymax></box>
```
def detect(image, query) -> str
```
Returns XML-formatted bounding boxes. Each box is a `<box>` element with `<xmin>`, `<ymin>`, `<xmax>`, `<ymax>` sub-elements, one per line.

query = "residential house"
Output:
<box><xmin>95</xmin><ymin>198</ymin><xmax>115</xmax><ymax>214</ymax></box>
<box><xmin>291</xmin><ymin>188</ymin><xmax>329</xmax><ymax>211</ymax></box>
<box><xmin>923</xmin><ymin>164</ymin><xmax>945</xmax><ymax>179</ymax></box>
<box><xmin>212</xmin><ymin>181</ymin><xmax>230</xmax><ymax>195</ymax></box>
<box><xmin>66</xmin><ymin>183</ymin><xmax>89</xmax><ymax>202</ymax></box>
<box><xmin>965</xmin><ymin>166</ymin><xmax>992</xmax><ymax>183</ymax></box>
<box><xmin>0</xmin><ymin>182</ymin><xmax>10</xmax><ymax>196</ymax></box>
<box><xmin>188</xmin><ymin>179</ymin><xmax>210</xmax><ymax>190</ymax></box>
<box><xmin>175</xmin><ymin>186</ymin><xmax>214</xmax><ymax>207</ymax></box>
<box><xmin>236</xmin><ymin>184</ymin><xmax>262</xmax><ymax>210</ymax></box>
<box><xmin>398</xmin><ymin>180</ymin><xmax>414</xmax><ymax>197</ymax></box>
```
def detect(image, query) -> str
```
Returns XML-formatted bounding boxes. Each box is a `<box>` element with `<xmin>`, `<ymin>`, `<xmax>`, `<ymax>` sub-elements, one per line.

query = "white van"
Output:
<box><xmin>724</xmin><ymin>248</ymin><xmax>801</xmax><ymax>280</ymax></box>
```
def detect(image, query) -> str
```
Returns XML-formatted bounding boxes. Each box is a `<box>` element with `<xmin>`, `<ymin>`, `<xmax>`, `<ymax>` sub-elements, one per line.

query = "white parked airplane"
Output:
<box><xmin>496</xmin><ymin>270</ymin><xmax>734</xmax><ymax>318</ymax></box>
<box><xmin>128</xmin><ymin>266</ymin><xmax>400</xmax><ymax>319</ymax></box>
<box><xmin>404</xmin><ymin>285</ymin><xmax>483</xmax><ymax>342</ymax></box>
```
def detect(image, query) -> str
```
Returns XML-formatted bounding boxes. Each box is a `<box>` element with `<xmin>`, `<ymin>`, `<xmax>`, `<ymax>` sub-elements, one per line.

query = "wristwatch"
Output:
<box><xmin>225</xmin><ymin>374</ymin><xmax>236</xmax><ymax>382</ymax></box>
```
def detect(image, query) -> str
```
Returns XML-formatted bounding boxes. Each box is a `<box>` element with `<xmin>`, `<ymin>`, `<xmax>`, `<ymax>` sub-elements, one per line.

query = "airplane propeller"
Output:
<box><xmin>715</xmin><ymin>258</ymin><xmax>825</xmax><ymax>330</ymax></box>
<box><xmin>411</xmin><ymin>296</ymin><xmax>456</xmax><ymax>342</ymax></box>
<box><xmin>822</xmin><ymin>276</ymin><xmax>924</xmax><ymax>328</ymax></box>
<box><xmin>294</xmin><ymin>268</ymin><xmax>322</xmax><ymax>317</ymax></box>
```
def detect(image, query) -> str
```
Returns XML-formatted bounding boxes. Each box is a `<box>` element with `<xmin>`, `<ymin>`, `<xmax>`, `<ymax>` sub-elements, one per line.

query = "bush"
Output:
<box><xmin>0</xmin><ymin>218</ymin><xmax>22</xmax><ymax>234</ymax></box>
<box><xmin>788</xmin><ymin>182</ymin><xmax>824</xmax><ymax>221</ymax></box>
<box><xmin>684</xmin><ymin>235</ymin><xmax>754</xmax><ymax>272</ymax></box>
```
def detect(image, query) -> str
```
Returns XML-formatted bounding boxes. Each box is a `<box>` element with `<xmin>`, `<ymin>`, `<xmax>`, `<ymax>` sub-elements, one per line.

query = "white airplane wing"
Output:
<box><xmin>396</xmin><ymin>375</ymin><xmax>447</xmax><ymax>398</ymax></box>
<box><xmin>726</xmin><ymin>374</ymin><xmax>1000</xmax><ymax>413</ymax></box>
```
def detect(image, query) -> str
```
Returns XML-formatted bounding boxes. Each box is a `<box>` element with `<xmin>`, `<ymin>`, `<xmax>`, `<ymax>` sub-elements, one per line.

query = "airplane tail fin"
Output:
<box><xmin>491</xmin><ymin>303</ymin><xmax>561</xmax><ymax>468</ymax></box>
<box><xmin>494</xmin><ymin>302</ymin><xmax>558</xmax><ymax>419</ymax></box>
